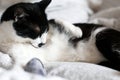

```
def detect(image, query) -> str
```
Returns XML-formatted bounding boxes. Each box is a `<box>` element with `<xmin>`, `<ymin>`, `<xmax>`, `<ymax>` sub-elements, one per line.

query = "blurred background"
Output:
<box><xmin>0</xmin><ymin>0</ymin><xmax>120</xmax><ymax>23</ymax></box>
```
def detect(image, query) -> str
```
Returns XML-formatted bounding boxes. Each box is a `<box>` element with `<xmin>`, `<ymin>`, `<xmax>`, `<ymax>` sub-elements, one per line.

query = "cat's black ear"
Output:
<box><xmin>1</xmin><ymin>6</ymin><xmax>15</xmax><ymax>22</ymax></box>
<box><xmin>1</xmin><ymin>5</ymin><xmax>26</xmax><ymax>22</ymax></box>
<box><xmin>36</xmin><ymin>0</ymin><xmax>52</xmax><ymax>11</ymax></box>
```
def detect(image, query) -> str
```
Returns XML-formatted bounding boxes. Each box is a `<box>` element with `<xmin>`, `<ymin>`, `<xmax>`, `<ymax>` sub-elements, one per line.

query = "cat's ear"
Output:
<box><xmin>1</xmin><ymin>6</ymin><xmax>26</xmax><ymax>22</ymax></box>
<box><xmin>1</xmin><ymin>5</ymin><xmax>15</xmax><ymax>22</ymax></box>
<box><xmin>36</xmin><ymin>0</ymin><xmax>52</xmax><ymax>11</ymax></box>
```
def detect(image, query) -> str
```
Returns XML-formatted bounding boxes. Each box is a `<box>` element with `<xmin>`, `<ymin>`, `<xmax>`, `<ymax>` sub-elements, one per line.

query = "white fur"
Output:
<box><xmin>30</xmin><ymin>32</ymin><xmax>48</xmax><ymax>48</ymax></box>
<box><xmin>32</xmin><ymin>37</ymin><xmax>42</xmax><ymax>48</ymax></box>
<box><xmin>40</xmin><ymin>32</ymin><xmax>48</xmax><ymax>44</ymax></box>
<box><xmin>76</xmin><ymin>27</ymin><xmax>107</xmax><ymax>63</ymax></box>
<box><xmin>0</xmin><ymin>19</ymin><xmax>107</xmax><ymax>69</ymax></box>
<box><xmin>0</xmin><ymin>52</ymin><xmax>13</xmax><ymax>69</ymax></box>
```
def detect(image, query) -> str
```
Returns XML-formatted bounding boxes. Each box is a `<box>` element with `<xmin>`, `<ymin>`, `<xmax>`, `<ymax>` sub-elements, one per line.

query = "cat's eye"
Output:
<box><xmin>17</xmin><ymin>32</ymin><xmax>28</xmax><ymax>38</ymax></box>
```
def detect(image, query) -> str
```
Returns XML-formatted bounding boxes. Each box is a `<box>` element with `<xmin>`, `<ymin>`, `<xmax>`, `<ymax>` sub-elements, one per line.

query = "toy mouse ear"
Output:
<box><xmin>24</xmin><ymin>58</ymin><xmax>46</xmax><ymax>76</ymax></box>
<box><xmin>36</xmin><ymin>0</ymin><xmax>52</xmax><ymax>11</ymax></box>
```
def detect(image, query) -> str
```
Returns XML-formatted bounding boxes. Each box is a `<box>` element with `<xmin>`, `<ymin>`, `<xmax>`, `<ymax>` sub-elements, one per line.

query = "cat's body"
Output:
<box><xmin>0</xmin><ymin>0</ymin><xmax>120</xmax><ymax>70</ymax></box>
<box><xmin>0</xmin><ymin>19</ymin><xmax>105</xmax><ymax>66</ymax></box>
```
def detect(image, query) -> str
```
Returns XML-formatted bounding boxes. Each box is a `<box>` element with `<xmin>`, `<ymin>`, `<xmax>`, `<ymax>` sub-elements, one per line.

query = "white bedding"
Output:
<box><xmin>46</xmin><ymin>62</ymin><xmax>120</xmax><ymax>80</ymax></box>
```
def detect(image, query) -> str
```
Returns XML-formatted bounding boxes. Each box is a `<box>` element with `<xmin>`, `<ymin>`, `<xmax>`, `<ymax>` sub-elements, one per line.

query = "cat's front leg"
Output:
<box><xmin>54</xmin><ymin>19</ymin><xmax>83</xmax><ymax>38</ymax></box>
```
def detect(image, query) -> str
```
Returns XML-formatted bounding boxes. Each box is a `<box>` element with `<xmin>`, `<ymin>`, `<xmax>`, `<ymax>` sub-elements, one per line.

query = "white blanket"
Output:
<box><xmin>46</xmin><ymin>62</ymin><xmax>120</xmax><ymax>80</ymax></box>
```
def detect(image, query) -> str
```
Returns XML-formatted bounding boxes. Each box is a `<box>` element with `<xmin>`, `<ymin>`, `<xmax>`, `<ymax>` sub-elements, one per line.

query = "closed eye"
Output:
<box><xmin>17</xmin><ymin>31</ymin><xmax>29</xmax><ymax>38</ymax></box>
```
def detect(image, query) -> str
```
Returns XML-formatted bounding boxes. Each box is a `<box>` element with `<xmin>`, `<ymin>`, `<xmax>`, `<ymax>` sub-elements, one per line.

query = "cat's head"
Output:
<box><xmin>1</xmin><ymin>0</ymin><xmax>51</xmax><ymax>47</ymax></box>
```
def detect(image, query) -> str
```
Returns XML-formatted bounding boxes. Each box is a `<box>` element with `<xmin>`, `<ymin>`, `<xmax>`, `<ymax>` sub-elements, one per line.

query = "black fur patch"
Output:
<box><xmin>99</xmin><ymin>61</ymin><xmax>120</xmax><ymax>71</ymax></box>
<box><xmin>1</xmin><ymin>0</ymin><xmax>51</xmax><ymax>39</ymax></box>
<box><xmin>96</xmin><ymin>29</ymin><xmax>120</xmax><ymax>68</ymax></box>
<box><xmin>74</xmin><ymin>23</ymin><xmax>103</xmax><ymax>40</ymax></box>
<box><xmin>69</xmin><ymin>23</ymin><xmax>103</xmax><ymax>45</ymax></box>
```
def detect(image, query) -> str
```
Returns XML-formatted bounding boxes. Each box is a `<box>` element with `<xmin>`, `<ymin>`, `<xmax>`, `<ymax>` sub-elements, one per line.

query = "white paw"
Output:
<box><xmin>71</xmin><ymin>26</ymin><xmax>82</xmax><ymax>38</ymax></box>
<box><xmin>0</xmin><ymin>52</ymin><xmax>13</xmax><ymax>69</ymax></box>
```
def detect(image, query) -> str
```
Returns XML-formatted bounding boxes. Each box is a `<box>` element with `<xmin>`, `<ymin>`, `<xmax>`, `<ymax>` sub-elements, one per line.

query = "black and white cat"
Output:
<box><xmin>0</xmin><ymin>0</ymin><xmax>120</xmax><ymax>70</ymax></box>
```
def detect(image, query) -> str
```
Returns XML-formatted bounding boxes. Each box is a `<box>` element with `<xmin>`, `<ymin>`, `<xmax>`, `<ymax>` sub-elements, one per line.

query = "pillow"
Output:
<box><xmin>45</xmin><ymin>62</ymin><xmax>120</xmax><ymax>80</ymax></box>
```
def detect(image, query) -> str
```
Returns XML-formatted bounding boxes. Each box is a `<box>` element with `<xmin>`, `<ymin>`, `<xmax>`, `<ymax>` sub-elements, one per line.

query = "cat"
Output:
<box><xmin>0</xmin><ymin>0</ymin><xmax>120</xmax><ymax>71</ymax></box>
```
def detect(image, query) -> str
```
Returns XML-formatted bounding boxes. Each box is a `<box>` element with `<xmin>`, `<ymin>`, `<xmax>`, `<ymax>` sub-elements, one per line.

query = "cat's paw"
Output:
<box><xmin>0</xmin><ymin>52</ymin><xmax>14</xmax><ymax>69</ymax></box>
<box><xmin>54</xmin><ymin>19</ymin><xmax>83</xmax><ymax>38</ymax></box>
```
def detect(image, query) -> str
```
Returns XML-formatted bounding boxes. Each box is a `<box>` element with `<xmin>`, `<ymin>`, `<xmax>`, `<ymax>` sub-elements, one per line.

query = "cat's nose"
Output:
<box><xmin>38</xmin><ymin>43</ymin><xmax>45</xmax><ymax>47</ymax></box>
